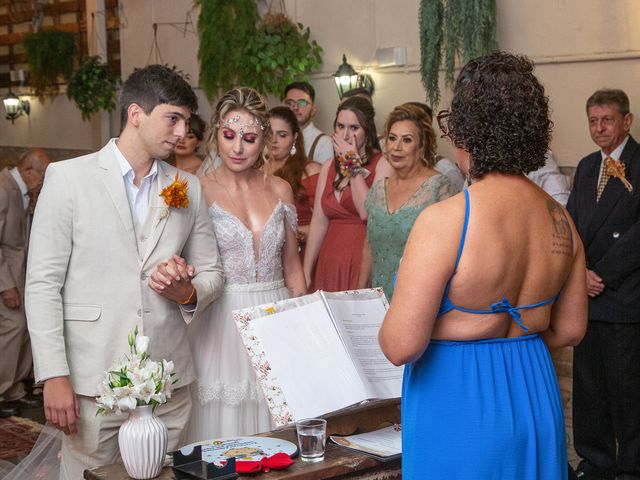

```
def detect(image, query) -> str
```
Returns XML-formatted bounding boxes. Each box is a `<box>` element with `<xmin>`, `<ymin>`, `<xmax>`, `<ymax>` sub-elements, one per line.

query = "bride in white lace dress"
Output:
<box><xmin>186</xmin><ymin>88</ymin><xmax>306</xmax><ymax>443</ymax></box>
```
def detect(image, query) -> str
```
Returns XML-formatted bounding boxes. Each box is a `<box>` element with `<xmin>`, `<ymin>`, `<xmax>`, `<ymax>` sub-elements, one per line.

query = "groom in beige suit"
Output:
<box><xmin>25</xmin><ymin>65</ymin><xmax>224</xmax><ymax>479</ymax></box>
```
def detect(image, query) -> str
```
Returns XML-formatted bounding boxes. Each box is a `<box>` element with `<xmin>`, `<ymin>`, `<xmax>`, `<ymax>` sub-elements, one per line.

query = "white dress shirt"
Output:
<box><xmin>302</xmin><ymin>122</ymin><xmax>334</xmax><ymax>164</ymax></box>
<box><xmin>111</xmin><ymin>139</ymin><xmax>158</xmax><ymax>225</ymax></box>
<box><xmin>9</xmin><ymin>167</ymin><xmax>29</xmax><ymax>210</ymax></box>
<box><xmin>526</xmin><ymin>150</ymin><xmax>571</xmax><ymax>206</ymax></box>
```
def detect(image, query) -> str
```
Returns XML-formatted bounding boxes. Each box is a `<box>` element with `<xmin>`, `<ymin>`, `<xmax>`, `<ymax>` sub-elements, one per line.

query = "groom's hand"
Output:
<box><xmin>148</xmin><ymin>255</ymin><xmax>197</xmax><ymax>303</ymax></box>
<box><xmin>43</xmin><ymin>376</ymin><xmax>80</xmax><ymax>435</ymax></box>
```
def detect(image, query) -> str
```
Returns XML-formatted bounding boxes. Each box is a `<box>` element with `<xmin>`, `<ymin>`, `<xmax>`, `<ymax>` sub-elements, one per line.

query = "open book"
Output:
<box><xmin>330</xmin><ymin>424</ymin><xmax>402</xmax><ymax>461</ymax></box>
<box><xmin>232</xmin><ymin>289</ymin><xmax>403</xmax><ymax>426</ymax></box>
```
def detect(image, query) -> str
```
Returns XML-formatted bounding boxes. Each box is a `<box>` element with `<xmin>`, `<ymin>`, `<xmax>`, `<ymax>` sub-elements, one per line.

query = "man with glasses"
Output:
<box><xmin>283</xmin><ymin>82</ymin><xmax>334</xmax><ymax>164</ymax></box>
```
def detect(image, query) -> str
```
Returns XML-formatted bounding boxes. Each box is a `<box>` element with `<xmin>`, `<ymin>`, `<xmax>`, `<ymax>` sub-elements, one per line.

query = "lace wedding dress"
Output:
<box><xmin>185</xmin><ymin>201</ymin><xmax>297</xmax><ymax>443</ymax></box>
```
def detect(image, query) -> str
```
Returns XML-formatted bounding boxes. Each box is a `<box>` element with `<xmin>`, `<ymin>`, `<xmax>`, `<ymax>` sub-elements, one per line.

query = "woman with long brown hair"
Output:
<box><xmin>303</xmin><ymin>97</ymin><xmax>392</xmax><ymax>291</ymax></box>
<box><xmin>267</xmin><ymin>106</ymin><xmax>321</xmax><ymax>257</ymax></box>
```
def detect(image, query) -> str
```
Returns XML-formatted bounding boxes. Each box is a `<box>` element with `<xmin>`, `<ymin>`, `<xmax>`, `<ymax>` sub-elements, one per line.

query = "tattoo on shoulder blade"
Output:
<box><xmin>547</xmin><ymin>200</ymin><xmax>572</xmax><ymax>257</ymax></box>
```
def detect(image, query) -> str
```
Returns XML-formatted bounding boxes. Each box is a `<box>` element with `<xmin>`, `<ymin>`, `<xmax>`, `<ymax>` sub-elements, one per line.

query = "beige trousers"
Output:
<box><xmin>59</xmin><ymin>385</ymin><xmax>192</xmax><ymax>480</ymax></box>
<box><xmin>0</xmin><ymin>305</ymin><xmax>31</xmax><ymax>402</ymax></box>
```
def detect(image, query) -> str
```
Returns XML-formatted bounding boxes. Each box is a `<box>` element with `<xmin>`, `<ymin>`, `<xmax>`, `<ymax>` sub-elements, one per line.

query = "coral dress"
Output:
<box><xmin>295</xmin><ymin>172</ymin><xmax>319</xmax><ymax>260</ymax></box>
<box><xmin>313</xmin><ymin>153</ymin><xmax>381</xmax><ymax>292</ymax></box>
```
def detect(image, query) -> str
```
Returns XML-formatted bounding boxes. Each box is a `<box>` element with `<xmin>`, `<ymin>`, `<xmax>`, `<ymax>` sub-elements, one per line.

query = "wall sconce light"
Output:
<box><xmin>333</xmin><ymin>54</ymin><xmax>375</xmax><ymax>99</ymax></box>
<box><xmin>3</xmin><ymin>91</ymin><xmax>30</xmax><ymax>124</ymax></box>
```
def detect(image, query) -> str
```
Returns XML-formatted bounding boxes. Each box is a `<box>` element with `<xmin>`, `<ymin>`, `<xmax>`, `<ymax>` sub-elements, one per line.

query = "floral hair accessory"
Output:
<box><xmin>218</xmin><ymin>113</ymin><xmax>268</xmax><ymax>138</ymax></box>
<box><xmin>605</xmin><ymin>157</ymin><xmax>633</xmax><ymax>194</ymax></box>
<box><xmin>338</xmin><ymin>150</ymin><xmax>369</xmax><ymax>179</ymax></box>
<box><xmin>160</xmin><ymin>172</ymin><xmax>189</xmax><ymax>208</ymax></box>
<box><xmin>95</xmin><ymin>326</ymin><xmax>177</xmax><ymax>415</ymax></box>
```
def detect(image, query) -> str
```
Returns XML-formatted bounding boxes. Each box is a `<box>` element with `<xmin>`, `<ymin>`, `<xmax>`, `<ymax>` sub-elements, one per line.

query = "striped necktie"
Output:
<box><xmin>596</xmin><ymin>156</ymin><xmax>612</xmax><ymax>202</ymax></box>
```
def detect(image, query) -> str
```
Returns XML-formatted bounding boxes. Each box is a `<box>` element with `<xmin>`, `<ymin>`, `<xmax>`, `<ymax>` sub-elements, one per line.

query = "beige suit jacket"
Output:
<box><xmin>25</xmin><ymin>143</ymin><xmax>224</xmax><ymax>396</ymax></box>
<box><xmin>0</xmin><ymin>168</ymin><xmax>28</xmax><ymax>295</ymax></box>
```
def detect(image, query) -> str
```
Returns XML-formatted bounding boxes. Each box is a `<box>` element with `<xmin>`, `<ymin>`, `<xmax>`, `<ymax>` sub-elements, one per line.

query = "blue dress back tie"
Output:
<box><xmin>437</xmin><ymin>189</ymin><xmax>560</xmax><ymax>331</ymax></box>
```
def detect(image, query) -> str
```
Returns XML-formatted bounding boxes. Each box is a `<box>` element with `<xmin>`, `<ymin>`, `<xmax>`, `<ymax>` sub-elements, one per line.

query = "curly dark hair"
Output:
<box><xmin>444</xmin><ymin>51</ymin><xmax>552</xmax><ymax>179</ymax></box>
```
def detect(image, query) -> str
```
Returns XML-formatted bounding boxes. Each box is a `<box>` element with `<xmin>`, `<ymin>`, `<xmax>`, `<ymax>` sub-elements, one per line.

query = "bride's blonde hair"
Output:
<box><xmin>206</xmin><ymin>87</ymin><xmax>271</xmax><ymax>170</ymax></box>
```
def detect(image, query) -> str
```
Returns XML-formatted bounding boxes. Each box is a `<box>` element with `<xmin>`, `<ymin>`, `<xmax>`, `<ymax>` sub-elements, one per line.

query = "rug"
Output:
<box><xmin>0</xmin><ymin>416</ymin><xmax>43</xmax><ymax>461</ymax></box>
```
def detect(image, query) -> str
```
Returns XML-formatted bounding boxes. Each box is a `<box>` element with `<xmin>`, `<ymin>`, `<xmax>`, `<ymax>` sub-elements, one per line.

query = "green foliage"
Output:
<box><xmin>242</xmin><ymin>14</ymin><xmax>323</xmax><ymax>97</ymax></box>
<box><xmin>196</xmin><ymin>2</ymin><xmax>323</xmax><ymax>101</ymax></box>
<box><xmin>67</xmin><ymin>56</ymin><xmax>119</xmax><ymax>121</ymax></box>
<box><xmin>23</xmin><ymin>30</ymin><xmax>76</xmax><ymax>99</ymax></box>
<box><xmin>196</xmin><ymin>0</ymin><xmax>258</xmax><ymax>100</ymax></box>
<box><xmin>419</xmin><ymin>0</ymin><xmax>497</xmax><ymax>107</ymax></box>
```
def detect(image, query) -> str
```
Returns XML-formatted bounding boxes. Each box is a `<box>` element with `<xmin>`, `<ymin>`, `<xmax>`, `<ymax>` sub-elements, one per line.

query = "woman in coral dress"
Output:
<box><xmin>303</xmin><ymin>97</ymin><xmax>391</xmax><ymax>291</ymax></box>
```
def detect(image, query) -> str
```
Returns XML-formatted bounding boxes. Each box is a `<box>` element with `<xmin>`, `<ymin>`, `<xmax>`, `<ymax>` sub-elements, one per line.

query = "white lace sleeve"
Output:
<box><xmin>282</xmin><ymin>202</ymin><xmax>298</xmax><ymax>232</ymax></box>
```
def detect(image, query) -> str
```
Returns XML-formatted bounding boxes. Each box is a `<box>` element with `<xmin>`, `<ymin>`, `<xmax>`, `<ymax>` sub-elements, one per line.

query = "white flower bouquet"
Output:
<box><xmin>96</xmin><ymin>326</ymin><xmax>177</xmax><ymax>415</ymax></box>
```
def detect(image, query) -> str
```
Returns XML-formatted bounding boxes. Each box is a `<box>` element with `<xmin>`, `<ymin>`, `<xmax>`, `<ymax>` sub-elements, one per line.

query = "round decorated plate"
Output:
<box><xmin>179</xmin><ymin>436</ymin><xmax>299</xmax><ymax>466</ymax></box>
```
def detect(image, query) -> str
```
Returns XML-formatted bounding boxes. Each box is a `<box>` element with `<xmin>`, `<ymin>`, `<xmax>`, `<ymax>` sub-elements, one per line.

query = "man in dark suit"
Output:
<box><xmin>567</xmin><ymin>89</ymin><xmax>640</xmax><ymax>480</ymax></box>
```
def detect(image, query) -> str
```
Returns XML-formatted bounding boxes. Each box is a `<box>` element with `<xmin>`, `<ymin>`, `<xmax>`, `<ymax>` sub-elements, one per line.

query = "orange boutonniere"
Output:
<box><xmin>159</xmin><ymin>173</ymin><xmax>189</xmax><ymax>208</ymax></box>
<box><xmin>605</xmin><ymin>157</ymin><xmax>634</xmax><ymax>194</ymax></box>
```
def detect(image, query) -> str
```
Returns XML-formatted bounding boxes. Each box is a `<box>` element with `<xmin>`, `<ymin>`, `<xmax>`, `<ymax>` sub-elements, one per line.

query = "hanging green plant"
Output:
<box><xmin>196</xmin><ymin>0</ymin><xmax>258</xmax><ymax>101</ymax></box>
<box><xmin>242</xmin><ymin>13</ymin><xmax>323</xmax><ymax>97</ymax></box>
<box><xmin>419</xmin><ymin>0</ymin><xmax>497</xmax><ymax>107</ymax></box>
<box><xmin>23</xmin><ymin>30</ymin><xmax>77</xmax><ymax>99</ymax></box>
<box><xmin>67</xmin><ymin>56</ymin><xmax>119</xmax><ymax>121</ymax></box>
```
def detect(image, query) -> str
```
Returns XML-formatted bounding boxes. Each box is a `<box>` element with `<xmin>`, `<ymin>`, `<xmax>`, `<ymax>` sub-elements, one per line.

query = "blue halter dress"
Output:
<box><xmin>401</xmin><ymin>189</ymin><xmax>568</xmax><ymax>479</ymax></box>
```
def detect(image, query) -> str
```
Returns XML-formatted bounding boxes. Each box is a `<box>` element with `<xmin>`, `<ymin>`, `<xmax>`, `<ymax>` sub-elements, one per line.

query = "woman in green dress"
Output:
<box><xmin>358</xmin><ymin>103</ymin><xmax>460</xmax><ymax>300</ymax></box>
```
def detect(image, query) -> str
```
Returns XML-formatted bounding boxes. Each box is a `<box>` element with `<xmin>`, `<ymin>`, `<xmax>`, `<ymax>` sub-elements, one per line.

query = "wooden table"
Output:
<box><xmin>85</xmin><ymin>399</ymin><xmax>401</xmax><ymax>480</ymax></box>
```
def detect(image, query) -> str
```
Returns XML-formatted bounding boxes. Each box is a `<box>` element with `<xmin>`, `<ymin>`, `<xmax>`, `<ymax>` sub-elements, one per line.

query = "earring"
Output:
<box><xmin>290</xmin><ymin>144</ymin><xmax>297</xmax><ymax>156</ymax></box>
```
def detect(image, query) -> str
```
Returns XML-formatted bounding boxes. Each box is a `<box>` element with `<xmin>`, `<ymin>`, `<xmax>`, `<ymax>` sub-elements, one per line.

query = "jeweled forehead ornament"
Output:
<box><xmin>219</xmin><ymin>114</ymin><xmax>268</xmax><ymax>138</ymax></box>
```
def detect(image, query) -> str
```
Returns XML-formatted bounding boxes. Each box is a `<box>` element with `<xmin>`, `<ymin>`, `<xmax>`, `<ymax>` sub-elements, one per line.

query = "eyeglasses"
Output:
<box><xmin>436</xmin><ymin>109</ymin><xmax>451</xmax><ymax>139</ymax></box>
<box><xmin>285</xmin><ymin>98</ymin><xmax>311</xmax><ymax>109</ymax></box>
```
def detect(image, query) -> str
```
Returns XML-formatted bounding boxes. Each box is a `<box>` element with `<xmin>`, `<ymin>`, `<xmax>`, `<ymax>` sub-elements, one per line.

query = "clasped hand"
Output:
<box><xmin>586</xmin><ymin>269</ymin><xmax>605</xmax><ymax>297</ymax></box>
<box><xmin>1</xmin><ymin>287</ymin><xmax>21</xmax><ymax>309</ymax></box>
<box><xmin>148</xmin><ymin>255</ymin><xmax>196</xmax><ymax>303</ymax></box>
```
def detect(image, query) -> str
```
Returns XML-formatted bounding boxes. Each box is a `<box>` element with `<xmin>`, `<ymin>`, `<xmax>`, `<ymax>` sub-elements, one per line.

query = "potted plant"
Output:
<box><xmin>96</xmin><ymin>327</ymin><xmax>177</xmax><ymax>479</ymax></box>
<box><xmin>67</xmin><ymin>56</ymin><xmax>119</xmax><ymax>121</ymax></box>
<box><xmin>196</xmin><ymin>1</ymin><xmax>323</xmax><ymax>100</ymax></box>
<box><xmin>23</xmin><ymin>30</ymin><xmax>76</xmax><ymax>99</ymax></box>
<box><xmin>419</xmin><ymin>0</ymin><xmax>497</xmax><ymax>107</ymax></box>
<box><xmin>242</xmin><ymin>13</ymin><xmax>323</xmax><ymax>97</ymax></box>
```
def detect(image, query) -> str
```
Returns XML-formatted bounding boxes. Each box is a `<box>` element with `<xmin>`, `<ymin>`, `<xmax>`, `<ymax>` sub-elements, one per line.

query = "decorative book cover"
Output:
<box><xmin>233</xmin><ymin>288</ymin><xmax>402</xmax><ymax>426</ymax></box>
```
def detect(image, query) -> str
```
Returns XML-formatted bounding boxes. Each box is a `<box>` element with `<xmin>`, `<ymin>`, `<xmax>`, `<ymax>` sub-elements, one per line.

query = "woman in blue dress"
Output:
<box><xmin>379</xmin><ymin>52</ymin><xmax>588</xmax><ymax>479</ymax></box>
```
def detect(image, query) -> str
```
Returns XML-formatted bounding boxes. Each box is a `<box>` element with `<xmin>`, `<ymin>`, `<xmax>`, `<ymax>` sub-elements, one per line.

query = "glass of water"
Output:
<box><xmin>295</xmin><ymin>418</ymin><xmax>327</xmax><ymax>462</ymax></box>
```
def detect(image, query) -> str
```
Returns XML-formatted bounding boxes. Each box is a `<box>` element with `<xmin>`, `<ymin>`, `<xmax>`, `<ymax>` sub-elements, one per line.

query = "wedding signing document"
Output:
<box><xmin>232</xmin><ymin>288</ymin><xmax>403</xmax><ymax>426</ymax></box>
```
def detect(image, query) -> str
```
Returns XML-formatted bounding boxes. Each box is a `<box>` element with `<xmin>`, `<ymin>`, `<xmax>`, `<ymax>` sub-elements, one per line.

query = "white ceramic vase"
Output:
<box><xmin>118</xmin><ymin>405</ymin><xmax>168</xmax><ymax>479</ymax></box>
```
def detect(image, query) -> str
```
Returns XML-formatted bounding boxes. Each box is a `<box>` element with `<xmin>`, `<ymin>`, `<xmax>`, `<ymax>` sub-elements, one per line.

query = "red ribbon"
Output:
<box><xmin>234</xmin><ymin>452</ymin><xmax>294</xmax><ymax>474</ymax></box>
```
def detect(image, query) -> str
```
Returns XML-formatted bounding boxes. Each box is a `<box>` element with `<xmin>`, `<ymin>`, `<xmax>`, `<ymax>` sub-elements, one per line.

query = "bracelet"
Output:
<box><xmin>179</xmin><ymin>285</ymin><xmax>197</xmax><ymax>305</ymax></box>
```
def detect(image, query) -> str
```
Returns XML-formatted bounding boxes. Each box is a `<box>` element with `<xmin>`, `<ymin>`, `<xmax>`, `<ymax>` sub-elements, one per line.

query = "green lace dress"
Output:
<box><xmin>365</xmin><ymin>174</ymin><xmax>460</xmax><ymax>301</ymax></box>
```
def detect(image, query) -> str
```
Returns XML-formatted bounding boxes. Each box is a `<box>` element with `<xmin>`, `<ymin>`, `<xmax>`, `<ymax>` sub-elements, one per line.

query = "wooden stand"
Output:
<box><xmin>84</xmin><ymin>399</ymin><xmax>401</xmax><ymax>480</ymax></box>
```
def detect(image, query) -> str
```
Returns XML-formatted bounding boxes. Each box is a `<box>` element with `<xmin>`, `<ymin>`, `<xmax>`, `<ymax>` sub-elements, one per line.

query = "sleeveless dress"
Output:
<box><xmin>313</xmin><ymin>153</ymin><xmax>382</xmax><ymax>292</ymax></box>
<box><xmin>186</xmin><ymin>201</ymin><xmax>297</xmax><ymax>442</ymax></box>
<box><xmin>402</xmin><ymin>189</ymin><xmax>568</xmax><ymax>479</ymax></box>
<box><xmin>365</xmin><ymin>174</ymin><xmax>459</xmax><ymax>301</ymax></box>
<box><xmin>296</xmin><ymin>172</ymin><xmax>319</xmax><ymax>260</ymax></box>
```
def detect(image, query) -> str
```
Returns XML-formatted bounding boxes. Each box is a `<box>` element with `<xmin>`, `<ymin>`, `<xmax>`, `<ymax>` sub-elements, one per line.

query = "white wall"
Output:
<box><xmin>3</xmin><ymin>0</ymin><xmax>639</xmax><ymax>167</ymax></box>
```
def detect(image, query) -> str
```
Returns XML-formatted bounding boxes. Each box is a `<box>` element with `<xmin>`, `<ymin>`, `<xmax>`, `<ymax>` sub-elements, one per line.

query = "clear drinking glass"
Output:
<box><xmin>295</xmin><ymin>418</ymin><xmax>327</xmax><ymax>462</ymax></box>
